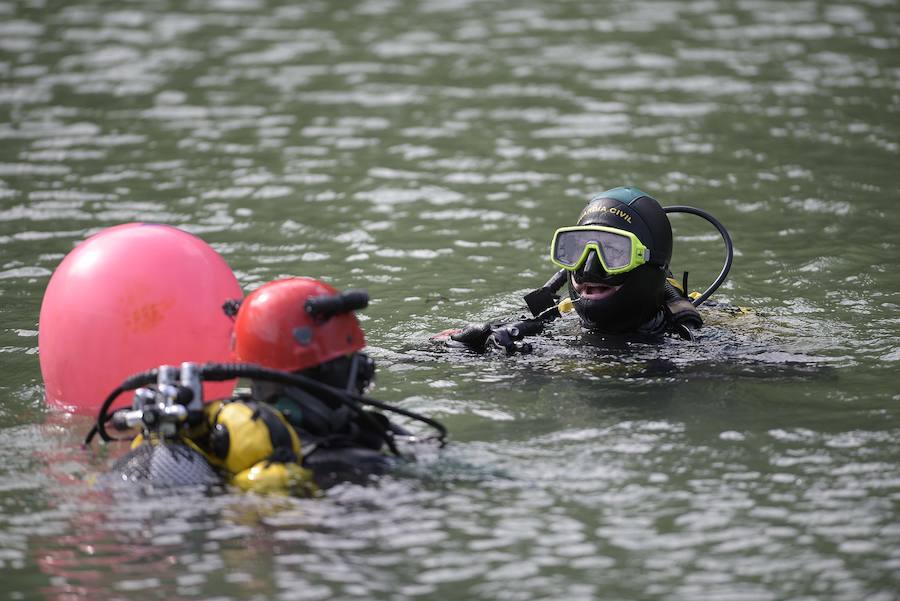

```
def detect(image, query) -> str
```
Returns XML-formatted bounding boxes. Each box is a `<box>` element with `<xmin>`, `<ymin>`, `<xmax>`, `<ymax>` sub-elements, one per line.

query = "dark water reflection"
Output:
<box><xmin>2</xmin><ymin>0</ymin><xmax>899</xmax><ymax>599</ymax></box>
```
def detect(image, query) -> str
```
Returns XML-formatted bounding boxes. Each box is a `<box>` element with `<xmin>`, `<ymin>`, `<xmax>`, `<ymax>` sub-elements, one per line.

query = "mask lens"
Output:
<box><xmin>554</xmin><ymin>230</ymin><xmax>595</xmax><ymax>267</ymax></box>
<box><xmin>553</xmin><ymin>228</ymin><xmax>635</xmax><ymax>271</ymax></box>
<box><xmin>592</xmin><ymin>230</ymin><xmax>632</xmax><ymax>270</ymax></box>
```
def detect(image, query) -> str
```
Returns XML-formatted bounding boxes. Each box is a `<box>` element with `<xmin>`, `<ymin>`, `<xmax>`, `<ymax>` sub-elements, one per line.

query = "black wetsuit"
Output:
<box><xmin>638</xmin><ymin>280</ymin><xmax>704</xmax><ymax>340</ymax></box>
<box><xmin>450</xmin><ymin>278</ymin><xmax>704</xmax><ymax>353</ymax></box>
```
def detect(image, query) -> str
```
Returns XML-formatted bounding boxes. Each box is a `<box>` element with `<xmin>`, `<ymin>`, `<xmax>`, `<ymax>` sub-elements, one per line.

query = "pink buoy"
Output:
<box><xmin>39</xmin><ymin>223</ymin><xmax>243</xmax><ymax>414</ymax></box>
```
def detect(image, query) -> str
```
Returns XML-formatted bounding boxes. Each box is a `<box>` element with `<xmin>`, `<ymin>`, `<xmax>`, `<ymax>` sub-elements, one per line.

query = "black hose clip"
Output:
<box><xmin>491</xmin><ymin>318</ymin><xmax>544</xmax><ymax>355</ymax></box>
<box><xmin>222</xmin><ymin>298</ymin><xmax>242</xmax><ymax>318</ymax></box>
<box><xmin>488</xmin><ymin>327</ymin><xmax>532</xmax><ymax>355</ymax></box>
<box><xmin>523</xmin><ymin>287</ymin><xmax>558</xmax><ymax>318</ymax></box>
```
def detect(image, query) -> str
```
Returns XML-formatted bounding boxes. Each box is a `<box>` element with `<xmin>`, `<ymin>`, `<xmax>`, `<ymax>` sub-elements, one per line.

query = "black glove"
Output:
<box><xmin>450</xmin><ymin>319</ymin><xmax>544</xmax><ymax>355</ymax></box>
<box><xmin>450</xmin><ymin>322</ymin><xmax>493</xmax><ymax>347</ymax></box>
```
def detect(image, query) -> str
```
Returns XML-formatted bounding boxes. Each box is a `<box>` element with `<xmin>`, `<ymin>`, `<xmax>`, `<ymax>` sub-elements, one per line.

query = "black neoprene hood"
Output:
<box><xmin>577</xmin><ymin>186</ymin><xmax>672</xmax><ymax>268</ymax></box>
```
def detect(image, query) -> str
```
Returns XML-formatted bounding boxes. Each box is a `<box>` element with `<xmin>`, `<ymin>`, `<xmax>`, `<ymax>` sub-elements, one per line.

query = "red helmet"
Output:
<box><xmin>232</xmin><ymin>277</ymin><xmax>367</xmax><ymax>372</ymax></box>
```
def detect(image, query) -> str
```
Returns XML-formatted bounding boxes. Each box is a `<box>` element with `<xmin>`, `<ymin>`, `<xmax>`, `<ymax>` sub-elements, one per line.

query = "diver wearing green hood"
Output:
<box><xmin>553</xmin><ymin>186</ymin><xmax>701</xmax><ymax>337</ymax></box>
<box><xmin>445</xmin><ymin>186</ymin><xmax>733</xmax><ymax>352</ymax></box>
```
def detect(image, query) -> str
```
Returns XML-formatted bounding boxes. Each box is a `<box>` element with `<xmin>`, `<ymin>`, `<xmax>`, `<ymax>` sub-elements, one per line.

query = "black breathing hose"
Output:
<box><xmin>664</xmin><ymin>205</ymin><xmax>734</xmax><ymax>307</ymax></box>
<box><xmin>84</xmin><ymin>363</ymin><xmax>448</xmax><ymax>453</ymax></box>
<box><xmin>84</xmin><ymin>367</ymin><xmax>162</xmax><ymax>445</ymax></box>
<box><xmin>543</xmin><ymin>269</ymin><xmax>567</xmax><ymax>293</ymax></box>
<box><xmin>206</xmin><ymin>364</ymin><xmax>404</xmax><ymax>455</ymax></box>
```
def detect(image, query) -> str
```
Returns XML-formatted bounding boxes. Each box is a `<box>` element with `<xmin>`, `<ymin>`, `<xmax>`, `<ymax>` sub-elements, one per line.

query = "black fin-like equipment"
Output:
<box><xmin>523</xmin><ymin>269</ymin><xmax>567</xmax><ymax>317</ymax></box>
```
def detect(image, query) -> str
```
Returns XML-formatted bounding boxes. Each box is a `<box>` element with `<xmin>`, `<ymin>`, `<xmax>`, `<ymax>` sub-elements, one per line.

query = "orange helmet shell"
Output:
<box><xmin>232</xmin><ymin>277</ymin><xmax>366</xmax><ymax>372</ymax></box>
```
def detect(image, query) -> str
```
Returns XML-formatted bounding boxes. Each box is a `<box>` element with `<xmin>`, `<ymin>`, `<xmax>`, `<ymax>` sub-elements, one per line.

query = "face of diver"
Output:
<box><xmin>568</xmin><ymin>259</ymin><xmax>666</xmax><ymax>333</ymax></box>
<box><xmin>569</xmin><ymin>248</ymin><xmax>631</xmax><ymax>301</ymax></box>
<box><xmin>295</xmin><ymin>353</ymin><xmax>375</xmax><ymax>394</ymax></box>
<box><xmin>563</xmin><ymin>188</ymin><xmax>673</xmax><ymax>333</ymax></box>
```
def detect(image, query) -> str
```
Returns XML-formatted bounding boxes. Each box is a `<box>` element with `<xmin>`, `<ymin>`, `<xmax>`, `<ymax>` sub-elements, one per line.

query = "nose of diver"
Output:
<box><xmin>582</xmin><ymin>250</ymin><xmax>607</xmax><ymax>281</ymax></box>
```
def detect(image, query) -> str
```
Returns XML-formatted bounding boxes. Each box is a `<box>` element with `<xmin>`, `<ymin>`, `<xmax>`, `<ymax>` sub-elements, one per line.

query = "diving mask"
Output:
<box><xmin>550</xmin><ymin>225</ymin><xmax>651</xmax><ymax>275</ymax></box>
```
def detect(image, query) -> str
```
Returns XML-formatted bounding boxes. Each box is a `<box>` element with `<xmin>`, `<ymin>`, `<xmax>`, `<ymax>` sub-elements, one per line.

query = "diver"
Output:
<box><xmin>86</xmin><ymin>277</ymin><xmax>446</xmax><ymax>493</ymax></box>
<box><xmin>446</xmin><ymin>186</ymin><xmax>733</xmax><ymax>352</ymax></box>
<box><xmin>226</xmin><ymin>276</ymin><xmax>430</xmax><ymax>488</ymax></box>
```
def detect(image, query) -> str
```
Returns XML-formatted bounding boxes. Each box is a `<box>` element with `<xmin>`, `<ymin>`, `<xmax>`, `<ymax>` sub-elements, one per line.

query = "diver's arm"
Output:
<box><xmin>439</xmin><ymin>273</ymin><xmax>571</xmax><ymax>354</ymax></box>
<box><xmin>667</xmin><ymin>298</ymin><xmax>703</xmax><ymax>330</ymax></box>
<box><xmin>449</xmin><ymin>322</ymin><xmax>494</xmax><ymax>347</ymax></box>
<box><xmin>444</xmin><ymin>300</ymin><xmax>571</xmax><ymax>354</ymax></box>
<box><xmin>448</xmin><ymin>318</ymin><xmax>544</xmax><ymax>355</ymax></box>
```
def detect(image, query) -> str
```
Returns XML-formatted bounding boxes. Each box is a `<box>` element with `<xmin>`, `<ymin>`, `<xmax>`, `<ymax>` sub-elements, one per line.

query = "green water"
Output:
<box><xmin>1</xmin><ymin>0</ymin><xmax>898</xmax><ymax>599</ymax></box>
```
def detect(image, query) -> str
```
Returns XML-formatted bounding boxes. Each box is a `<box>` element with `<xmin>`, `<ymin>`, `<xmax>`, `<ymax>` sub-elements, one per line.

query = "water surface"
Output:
<box><xmin>1</xmin><ymin>0</ymin><xmax>898</xmax><ymax>599</ymax></box>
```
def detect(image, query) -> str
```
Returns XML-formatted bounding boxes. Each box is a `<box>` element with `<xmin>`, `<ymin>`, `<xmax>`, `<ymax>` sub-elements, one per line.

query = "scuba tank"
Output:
<box><xmin>91</xmin><ymin>363</ymin><xmax>314</xmax><ymax>494</ymax></box>
<box><xmin>95</xmin><ymin>364</ymin><xmax>221</xmax><ymax>489</ymax></box>
<box><xmin>86</xmin><ymin>362</ymin><xmax>448</xmax><ymax>493</ymax></box>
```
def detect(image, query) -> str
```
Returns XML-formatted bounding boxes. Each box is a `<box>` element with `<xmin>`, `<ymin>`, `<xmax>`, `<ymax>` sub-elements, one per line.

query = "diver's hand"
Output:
<box><xmin>486</xmin><ymin>319</ymin><xmax>544</xmax><ymax>355</ymax></box>
<box><xmin>449</xmin><ymin>322</ymin><xmax>493</xmax><ymax>347</ymax></box>
<box><xmin>439</xmin><ymin>318</ymin><xmax>544</xmax><ymax>355</ymax></box>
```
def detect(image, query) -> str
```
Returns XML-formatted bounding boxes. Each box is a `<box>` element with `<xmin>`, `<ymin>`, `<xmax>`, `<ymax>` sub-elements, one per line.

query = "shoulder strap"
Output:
<box><xmin>276</xmin><ymin>386</ymin><xmax>353</xmax><ymax>438</ymax></box>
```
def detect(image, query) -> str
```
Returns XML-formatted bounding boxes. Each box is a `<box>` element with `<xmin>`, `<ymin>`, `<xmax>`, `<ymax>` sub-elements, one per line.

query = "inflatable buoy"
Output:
<box><xmin>39</xmin><ymin>223</ymin><xmax>243</xmax><ymax>414</ymax></box>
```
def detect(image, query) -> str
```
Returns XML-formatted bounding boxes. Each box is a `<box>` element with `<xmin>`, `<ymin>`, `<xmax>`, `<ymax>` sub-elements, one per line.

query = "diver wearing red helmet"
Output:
<box><xmin>227</xmin><ymin>277</ymin><xmax>413</xmax><ymax>487</ymax></box>
<box><xmin>233</xmin><ymin>277</ymin><xmax>373</xmax><ymax>389</ymax></box>
<box><xmin>89</xmin><ymin>276</ymin><xmax>445</xmax><ymax>493</ymax></box>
